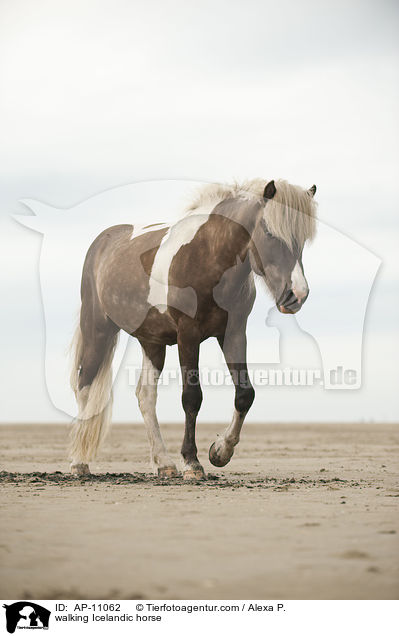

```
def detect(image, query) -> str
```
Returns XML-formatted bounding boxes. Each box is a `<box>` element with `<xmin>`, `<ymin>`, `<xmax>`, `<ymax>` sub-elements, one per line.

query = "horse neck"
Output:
<box><xmin>210</xmin><ymin>200</ymin><xmax>261</xmax><ymax>303</ymax></box>
<box><xmin>212</xmin><ymin>195</ymin><xmax>263</xmax><ymax>263</ymax></box>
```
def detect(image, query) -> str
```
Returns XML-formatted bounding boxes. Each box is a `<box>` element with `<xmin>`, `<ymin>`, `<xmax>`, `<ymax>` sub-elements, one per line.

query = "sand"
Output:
<box><xmin>0</xmin><ymin>422</ymin><xmax>398</xmax><ymax>600</ymax></box>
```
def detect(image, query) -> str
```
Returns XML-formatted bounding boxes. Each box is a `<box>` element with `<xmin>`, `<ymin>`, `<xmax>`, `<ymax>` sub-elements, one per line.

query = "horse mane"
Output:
<box><xmin>185</xmin><ymin>178</ymin><xmax>317</xmax><ymax>251</ymax></box>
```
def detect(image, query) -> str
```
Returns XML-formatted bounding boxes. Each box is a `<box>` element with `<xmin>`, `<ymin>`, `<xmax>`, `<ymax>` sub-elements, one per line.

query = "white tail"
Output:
<box><xmin>69</xmin><ymin>324</ymin><xmax>119</xmax><ymax>464</ymax></box>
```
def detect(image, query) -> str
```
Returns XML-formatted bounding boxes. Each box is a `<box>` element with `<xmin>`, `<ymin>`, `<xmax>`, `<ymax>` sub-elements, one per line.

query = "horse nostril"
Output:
<box><xmin>277</xmin><ymin>288</ymin><xmax>305</xmax><ymax>314</ymax></box>
<box><xmin>283</xmin><ymin>290</ymin><xmax>297</xmax><ymax>307</ymax></box>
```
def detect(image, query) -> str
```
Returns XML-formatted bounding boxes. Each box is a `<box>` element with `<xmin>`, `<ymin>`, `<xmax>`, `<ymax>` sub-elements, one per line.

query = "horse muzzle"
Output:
<box><xmin>277</xmin><ymin>288</ymin><xmax>308</xmax><ymax>314</ymax></box>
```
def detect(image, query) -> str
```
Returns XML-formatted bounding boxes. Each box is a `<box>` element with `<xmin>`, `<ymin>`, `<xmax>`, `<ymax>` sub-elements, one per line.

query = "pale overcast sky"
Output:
<box><xmin>0</xmin><ymin>0</ymin><xmax>398</xmax><ymax>423</ymax></box>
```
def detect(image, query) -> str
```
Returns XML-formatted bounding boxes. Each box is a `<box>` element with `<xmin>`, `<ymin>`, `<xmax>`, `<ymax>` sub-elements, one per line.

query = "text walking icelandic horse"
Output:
<box><xmin>69</xmin><ymin>179</ymin><xmax>317</xmax><ymax>478</ymax></box>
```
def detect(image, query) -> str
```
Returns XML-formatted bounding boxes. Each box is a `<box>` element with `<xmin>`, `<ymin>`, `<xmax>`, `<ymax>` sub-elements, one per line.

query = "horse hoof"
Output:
<box><xmin>208</xmin><ymin>442</ymin><xmax>233</xmax><ymax>467</ymax></box>
<box><xmin>183</xmin><ymin>466</ymin><xmax>206</xmax><ymax>481</ymax></box>
<box><xmin>157</xmin><ymin>465</ymin><xmax>179</xmax><ymax>478</ymax></box>
<box><xmin>70</xmin><ymin>462</ymin><xmax>90</xmax><ymax>476</ymax></box>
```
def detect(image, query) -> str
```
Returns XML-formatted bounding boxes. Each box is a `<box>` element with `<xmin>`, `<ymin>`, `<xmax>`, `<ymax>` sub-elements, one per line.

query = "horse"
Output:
<box><xmin>69</xmin><ymin>178</ymin><xmax>317</xmax><ymax>479</ymax></box>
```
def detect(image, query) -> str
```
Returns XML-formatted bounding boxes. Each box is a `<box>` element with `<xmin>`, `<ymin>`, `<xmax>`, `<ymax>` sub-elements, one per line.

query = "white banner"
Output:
<box><xmin>1</xmin><ymin>599</ymin><xmax>397</xmax><ymax>636</ymax></box>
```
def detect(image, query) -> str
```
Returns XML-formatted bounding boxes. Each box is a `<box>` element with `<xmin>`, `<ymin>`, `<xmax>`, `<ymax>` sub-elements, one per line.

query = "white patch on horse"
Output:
<box><xmin>211</xmin><ymin>408</ymin><xmax>244</xmax><ymax>463</ymax></box>
<box><xmin>222</xmin><ymin>408</ymin><xmax>243</xmax><ymax>446</ymax></box>
<box><xmin>147</xmin><ymin>207</ymin><xmax>211</xmax><ymax>312</ymax></box>
<box><xmin>136</xmin><ymin>348</ymin><xmax>177</xmax><ymax>475</ymax></box>
<box><xmin>291</xmin><ymin>261</ymin><xmax>308</xmax><ymax>300</ymax></box>
<box><xmin>130</xmin><ymin>222</ymin><xmax>169</xmax><ymax>241</ymax></box>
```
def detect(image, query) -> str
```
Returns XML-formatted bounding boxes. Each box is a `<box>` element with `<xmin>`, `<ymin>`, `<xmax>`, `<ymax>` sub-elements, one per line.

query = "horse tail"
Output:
<box><xmin>69</xmin><ymin>321</ymin><xmax>84</xmax><ymax>400</ymax></box>
<box><xmin>69</xmin><ymin>320</ymin><xmax>119</xmax><ymax>465</ymax></box>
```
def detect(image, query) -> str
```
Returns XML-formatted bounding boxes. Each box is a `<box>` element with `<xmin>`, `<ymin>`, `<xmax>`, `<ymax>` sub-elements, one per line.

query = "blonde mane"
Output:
<box><xmin>185</xmin><ymin>178</ymin><xmax>317</xmax><ymax>251</ymax></box>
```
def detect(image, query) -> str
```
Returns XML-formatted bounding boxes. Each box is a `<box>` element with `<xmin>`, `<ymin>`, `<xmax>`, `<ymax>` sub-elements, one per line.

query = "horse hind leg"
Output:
<box><xmin>69</xmin><ymin>320</ymin><xmax>119</xmax><ymax>475</ymax></box>
<box><xmin>136</xmin><ymin>342</ymin><xmax>178</xmax><ymax>477</ymax></box>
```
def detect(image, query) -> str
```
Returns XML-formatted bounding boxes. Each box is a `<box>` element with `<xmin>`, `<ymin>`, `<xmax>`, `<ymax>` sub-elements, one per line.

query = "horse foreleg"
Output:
<box><xmin>209</xmin><ymin>333</ymin><xmax>255</xmax><ymax>467</ymax></box>
<box><xmin>178</xmin><ymin>322</ymin><xmax>205</xmax><ymax>480</ymax></box>
<box><xmin>136</xmin><ymin>342</ymin><xmax>178</xmax><ymax>477</ymax></box>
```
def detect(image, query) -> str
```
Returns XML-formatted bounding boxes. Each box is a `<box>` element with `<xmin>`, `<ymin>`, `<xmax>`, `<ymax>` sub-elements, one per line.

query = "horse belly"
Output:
<box><xmin>131</xmin><ymin>307</ymin><xmax>177</xmax><ymax>345</ymax></box>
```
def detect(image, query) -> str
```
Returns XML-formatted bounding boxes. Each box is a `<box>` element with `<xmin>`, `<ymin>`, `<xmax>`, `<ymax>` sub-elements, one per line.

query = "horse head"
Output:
<box><xmin>250</xmin><ymin>179</ymin><xmax>317</xmax><ymax>314</ymax></box>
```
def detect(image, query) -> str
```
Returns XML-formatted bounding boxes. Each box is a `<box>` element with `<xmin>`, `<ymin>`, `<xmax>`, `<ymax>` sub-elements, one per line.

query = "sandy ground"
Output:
<box><xmin>0</xmin><ymin>422</ymin><xmax>398</xmax><ymax>600</ymax></box>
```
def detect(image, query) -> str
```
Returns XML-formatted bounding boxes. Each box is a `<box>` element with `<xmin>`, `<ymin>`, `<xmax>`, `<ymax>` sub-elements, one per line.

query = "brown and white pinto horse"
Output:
<box><xmin>70</xmin><ymin>178</ymin><xmax>317</xmax><ymax>478</ymax></box>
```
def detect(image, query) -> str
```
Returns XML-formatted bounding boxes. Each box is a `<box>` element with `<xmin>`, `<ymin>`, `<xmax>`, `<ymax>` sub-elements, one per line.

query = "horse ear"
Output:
<box><xmin>263</xmin><ymin>180</ymin><xmax>276</xmax><ymax>200</ymax></box>
<box><xmin>308</xmin><ymin>184</ymin><xmax>317</xmax><ymax>197</ymax></box>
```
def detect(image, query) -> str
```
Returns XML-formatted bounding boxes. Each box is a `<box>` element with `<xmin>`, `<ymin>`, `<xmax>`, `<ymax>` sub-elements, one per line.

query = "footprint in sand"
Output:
<box><xmin>340</xmin><ymin>550</ymin><xmax>370</xmax><ymax>559</ymax></box>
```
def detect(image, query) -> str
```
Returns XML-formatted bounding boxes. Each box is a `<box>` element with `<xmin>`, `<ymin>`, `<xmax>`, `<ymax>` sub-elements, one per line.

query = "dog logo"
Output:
<box><xmin>2</xmin><ymin>602</ymin><xmax>51</xmax><ymax>633</ymax></box>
